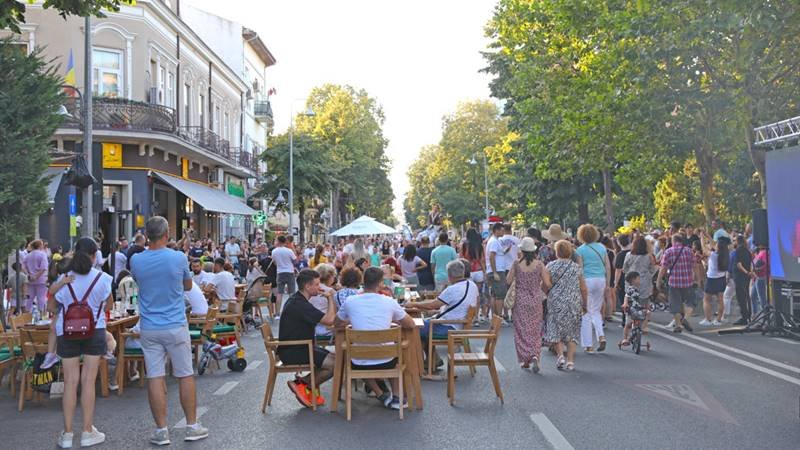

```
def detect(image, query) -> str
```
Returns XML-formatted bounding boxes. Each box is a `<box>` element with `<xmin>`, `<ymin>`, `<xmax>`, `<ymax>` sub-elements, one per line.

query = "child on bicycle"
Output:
<box><xmin>621</xmin><ymin>271</ymin><xmax>651</xmax><ymax>345</ymax></box>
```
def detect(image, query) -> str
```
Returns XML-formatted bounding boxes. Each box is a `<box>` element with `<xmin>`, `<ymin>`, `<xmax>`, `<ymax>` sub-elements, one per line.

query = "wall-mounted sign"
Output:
<box><xmin>102</xmin><ymin>143</ymin><xmax>122</xmax><ymax>168</ymax></box>
<box><xmin>227</xmin><ymin>181</ymin><xmax>245</xmax><ymax>198</ymax></box>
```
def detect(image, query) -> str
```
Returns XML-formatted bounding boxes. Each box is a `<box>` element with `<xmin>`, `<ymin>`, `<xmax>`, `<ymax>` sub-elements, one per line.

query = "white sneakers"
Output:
<box><xmin>700</xmin><ymin>319</ymin><xmax>722</xmax><ymax>326</ymax></box>
<box><xmin>699</xmin><ymin>319</ymin><xmax>711</xmax><ymax>326</ymax></box>
<box><xmin>59</xmin><ymin>426</ymin><xmax>105</xmax><ymax>448</ymax></box>
<box><xmin>711</xmin><ymin>320</ymin><xmax>721</xmax><ymax>326</ymax></box>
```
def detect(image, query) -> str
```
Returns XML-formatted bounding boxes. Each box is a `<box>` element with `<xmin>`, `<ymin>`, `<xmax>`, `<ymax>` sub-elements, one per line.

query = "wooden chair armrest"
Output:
<box><xmin>447</xmin><ymin>333</ymin><xmax>493</xmax><ymax>343</ymax></box>
<box><xmin>120</xmin><ymin>332</ymin><xmax>140</xmax><ymax>338</ymax></box>
<box><xmin>268</xmin><ymin>339</ymin><xmax>315</xmax><ymax>347</ymax></box>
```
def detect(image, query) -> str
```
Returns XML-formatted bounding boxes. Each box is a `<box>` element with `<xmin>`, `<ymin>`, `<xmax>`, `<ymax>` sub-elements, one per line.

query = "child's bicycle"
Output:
<box><xmin>618</xmin><ymin>302</ymin><xmax>651</xmax><ymax>354</ymax></box>
<box><xmin>198</xmin><ymin>333</ymin><xmax>247</xmax><ymax>375</ymax></box>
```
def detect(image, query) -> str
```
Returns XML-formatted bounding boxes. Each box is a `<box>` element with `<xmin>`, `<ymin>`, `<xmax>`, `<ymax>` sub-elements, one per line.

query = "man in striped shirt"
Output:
<box><xmin>656</xmin><ymin>234</ymin><xmax>697</xmax><ymax>333</ymax></box>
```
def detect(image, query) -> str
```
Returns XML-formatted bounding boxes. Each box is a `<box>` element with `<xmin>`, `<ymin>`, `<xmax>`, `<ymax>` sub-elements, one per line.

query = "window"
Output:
<box><xmin>158</xmin><ymin>66</ymin><xmax>166</xmax><ymax>104</ymax></box>
<box><xmin>214</xmin><ymin>105</ymin><xmax>221</xmax><ymax>134</ymax></box>
<box><xmin>10</xmin><ymin>42</ymin><xmax>28</xmax><ymax>55</ymax></box>
<box><xmin>198</xmin><ymin>93</ymin><xmax>205</xmax><ymax>128</ymax></box>
<box><xmin>167</xmin><ymin>72</ymin><xmax>175</xmax><ymax>107</ymax></box>
<box><xmin>183</xmin><ymin>84</ymin><xmax>191</xmax><ymax>126</ymax></box>
<box><xmin>92</xmin><ymin>48</ymin><xmax>122</xmax><ymax>98</ymax></box>
<box><xmin>223</xmin><ymin>111</ymin><xmax>229</xmax><ymax>140</ymax></box>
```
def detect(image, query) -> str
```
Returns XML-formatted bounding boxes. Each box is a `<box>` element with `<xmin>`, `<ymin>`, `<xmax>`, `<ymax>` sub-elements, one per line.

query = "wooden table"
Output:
<box><xmin>103</xmin><ymin>315</ymin><xmax>139</xmax><ymax>397</ymax></box>
<box><xmin>329</xmin><ymin>319</ymin><xmax>425</xmax><ymax>413</ymax></box>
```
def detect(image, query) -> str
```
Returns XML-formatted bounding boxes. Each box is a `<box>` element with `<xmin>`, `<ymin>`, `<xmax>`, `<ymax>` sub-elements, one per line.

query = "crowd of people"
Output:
<box><xmin>1</xmin><ymin>211</ymin><xmax>770</xmax><ymax>445</ymax></box>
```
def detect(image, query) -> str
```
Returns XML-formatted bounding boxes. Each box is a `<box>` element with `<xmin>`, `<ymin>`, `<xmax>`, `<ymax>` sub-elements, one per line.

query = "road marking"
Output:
<box><xmin>245</xmin><ymin>360</ymin><xmax>263</xmax><ymax>371</ymax></box>
<box><xmin>529</xmin><ymin>413</ymin><xmax>574</xmax><ymax>450</ymax></box>
<box><xmin>649</xmin><ymin>328</ymin><xmax>800</xmax><ymax>387</ymax></box>
<box><xmin>616</xmin><ymin>380</ymin><xmax>737</xmax><ymax>424</ymax></box>
<box><xmin>651</xmin><ymin>323</ymin><xmax>800</xmax><ymax>375</ymax></box>
<box><xmin>493</xmin><ymin>357</ymin><xmax>506</xmax><ymax>372</ymax></box>
<box><xmin>173</xmin><ymin>406</ymin><xmax>208</xmax><ymax>428</ymax></box>
<box><xmin>213</xmin><ymin>381</ymin><xmax>239</xmax><ymax>396</ymax></box>
<box><xmin>773</xmin><ymin>337</ymin><xmax>800</xmax><ymax>346</ymax></box>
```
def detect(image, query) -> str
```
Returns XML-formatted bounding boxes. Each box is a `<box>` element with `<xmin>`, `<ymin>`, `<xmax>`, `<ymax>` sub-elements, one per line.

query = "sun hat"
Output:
<box><xmin>520</xmin><ymin>237</ymin><xmax>537</xmax><ymax>252</ymax></box>
<box><xmin>542</xmin><ymin>224</ymin><xmax>567</xmax><ymax>242</ymax></box>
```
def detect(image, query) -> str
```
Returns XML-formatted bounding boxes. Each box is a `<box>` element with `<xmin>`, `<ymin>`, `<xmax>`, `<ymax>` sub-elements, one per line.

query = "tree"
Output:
<box><xmin>256</xmin><ymin>133</ymin><xmax>335</xmax><ymax>243</ymax></box>
<box><xmin>0</xmin><ymin>0</ymin><xmax>133</xmax><ymax>33</ymax></box>
<box><xmin>0</xmin><ymin>39</ymin><xmax>63</xmax><ymax>260</ymax></box>
<box><xmin>296</xmin><ymin>84</ymin><xmax>395</xmax><ymax>225</ymax></box>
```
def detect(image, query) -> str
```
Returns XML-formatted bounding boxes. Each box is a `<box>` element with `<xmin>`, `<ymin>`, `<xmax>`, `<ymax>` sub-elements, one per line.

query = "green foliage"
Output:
<box><xmin>0</xmin><ymin>0</ymin><xmax>134</xmax><ymax>33</ymax></box>
<box><xmin>404</xmin><ymin>100</ymin><xmax>514</xmax><ymax>227</ymax></box>
<box><xmin>0</xmin><ymin>39</ymin><xmax>63</xmax><ymax>260</ymax></box>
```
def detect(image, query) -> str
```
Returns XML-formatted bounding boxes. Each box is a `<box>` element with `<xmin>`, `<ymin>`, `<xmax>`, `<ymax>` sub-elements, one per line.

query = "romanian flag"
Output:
<box><xmin>63</xmin><ymin>49</ymin><xmax>76</xmax><ymax>96</ymax></box>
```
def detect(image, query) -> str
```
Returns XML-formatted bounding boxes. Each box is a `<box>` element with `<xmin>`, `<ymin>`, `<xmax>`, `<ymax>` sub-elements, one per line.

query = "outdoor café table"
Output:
<box><xmin>329</xmin><ymin>319</ymin><xmax>425</xmax><ymax>413</ymax></box>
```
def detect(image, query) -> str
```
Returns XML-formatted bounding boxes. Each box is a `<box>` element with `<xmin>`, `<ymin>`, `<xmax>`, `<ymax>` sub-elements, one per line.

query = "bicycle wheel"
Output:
<box><xmin>633</xmin><ymin>329</ymin><xmax>641</xmax><ymax>354</ymax></box>
<box><xmin>198</xmin><ymin>353</ymin><xmax>209</xmax><ymax>375</ymax></box>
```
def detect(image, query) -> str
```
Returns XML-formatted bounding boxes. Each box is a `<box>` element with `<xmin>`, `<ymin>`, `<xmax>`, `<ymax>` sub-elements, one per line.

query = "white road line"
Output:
<box><xmin>493</xmin><ymin>357</ymin><xmax>506</xmax><ymax>372</ymax></box>
<box><xmin>245</xmin><ymin>360</ymin><xmax>263</xmax><ymax>371</ymax></box>
<box><xmin>173</xmin><ymin>406</ymin><xmax>208</xmax><ymax>429</ymax></box>
<box><xmin>649</xmin><ymin>328</ymin><xmax>800</xmax><ymax>387</ymax></box>
<box><xmin>651</xmin><ymin>323</ymin><xmax>800</xmax><ymax>375</ymax></box>
<box><xmin>773</xmin><ymin>337</ymin><xmax>800</xmax><ymax>346</ymax></box>
<box><xmin>530</xmin><ymin>413</ymin><xmax>574</xmax><ymax>450</ymax></box>
<box><xmin>213</xmin><ymin>381</ymin><xmax>239</xmax><ymax>396</ymax></box>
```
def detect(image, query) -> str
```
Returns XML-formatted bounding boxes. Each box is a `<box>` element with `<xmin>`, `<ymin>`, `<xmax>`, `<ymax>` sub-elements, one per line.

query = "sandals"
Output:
<box><xmin>584</xmin><ymin>347</ymin><xmax>595</xmax><ymax>354</ymax></box>
<box><xmin>597</xmin><ymin>340</ymin><xmax>607</xmax><ymax>352</ymax></box>
<box><xmin>620</xmin><ymin>339</ymin><xmax>630</xmax><ymax>347</ymax></box>
<box><xmin>556</xmin><ymin>355</ymin><xmax>566</xmax><ymax>370</ymax></box>
<box><xmin>565</xmin><ymin>362</ymin><xmax>575</xmax><ymax>371</ymax></box>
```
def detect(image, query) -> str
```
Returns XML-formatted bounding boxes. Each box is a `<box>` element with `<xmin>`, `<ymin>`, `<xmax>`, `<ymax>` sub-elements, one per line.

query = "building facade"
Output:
<box><xmin>2</xmin><ymin>0</ymin><xmax>275</xmax><ymax>251</ymax></box>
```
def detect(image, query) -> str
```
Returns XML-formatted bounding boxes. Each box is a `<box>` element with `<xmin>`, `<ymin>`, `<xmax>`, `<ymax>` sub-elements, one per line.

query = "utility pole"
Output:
<box><xmin>83</xmin><ymin>16</ymin><xmax>94</xmax><ymax>238</ymax></box>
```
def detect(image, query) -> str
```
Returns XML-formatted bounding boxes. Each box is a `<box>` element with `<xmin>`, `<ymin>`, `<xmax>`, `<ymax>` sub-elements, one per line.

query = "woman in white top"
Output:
<box><xmin>702</xmin><ymin>236</ymin><xmax>730</xmax><ymax>326</ymax></box>
<box><xmin>398</xmin><ymin>244</ymin><xmax>427</xmax><ymax>286</ymax></box>
<box><xmin>48</xmin><ymin>238</ymin><xmax>112</xmax><ymax>448</ymax></box>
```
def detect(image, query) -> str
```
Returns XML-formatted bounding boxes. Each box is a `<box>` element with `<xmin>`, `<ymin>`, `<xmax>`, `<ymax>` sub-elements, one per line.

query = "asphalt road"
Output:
<box><xmin>1</xmin><ymin>310</ymin><xmax>799</xmax><ymax>450</ymax></box>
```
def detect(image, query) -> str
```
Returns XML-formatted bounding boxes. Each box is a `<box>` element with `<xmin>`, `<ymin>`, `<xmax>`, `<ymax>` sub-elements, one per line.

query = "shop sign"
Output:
<box><xmin>102</xmin><ymin>143</ymin><xmax>122</xmax><ymax>168</ymax></box>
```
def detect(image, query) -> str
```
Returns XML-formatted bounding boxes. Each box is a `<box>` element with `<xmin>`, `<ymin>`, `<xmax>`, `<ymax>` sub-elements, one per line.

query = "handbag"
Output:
<box><xmin>503</xmin><ymin>261</ymin><xmax>518</xmax><ymax>310</ymax></box>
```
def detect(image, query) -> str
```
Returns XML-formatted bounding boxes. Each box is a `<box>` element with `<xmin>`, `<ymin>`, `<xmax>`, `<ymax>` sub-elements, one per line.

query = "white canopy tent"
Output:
<box><xmin>330</xmin><ymin>215</ymin><xmax>397</xmax><ymax>236</ymax></box>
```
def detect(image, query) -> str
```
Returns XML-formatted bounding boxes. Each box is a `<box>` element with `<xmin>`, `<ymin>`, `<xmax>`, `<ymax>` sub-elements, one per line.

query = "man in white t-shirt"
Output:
<box><xmin>190</xmin><ymin>259</ymin><xmax>213</xmax><ymax>287</ymax></box>
<box><xmin>335</xmin><ymin>267</ymin><xmax>415</xmax><ymax>410</ymax></box>
<box><xmin>409</xmin><ymin>260</ymin><xmax>478</xmax><ymax>369</ymax></box>
<box><xmin>185</xmin><ymin>280</ymin><xmax>209</xmax><ymax>315</ymax></box>
<box><xmin>224</xmin><ymin>237</ymin><xmax>241</xmax><ymax>270</ymax></box>
<box><xmin>113</xmin><ymin>239</ymin><xmax>128</xmax><ymax>282</ymax></box>
<box><xmin>501</xmin><ymin>224</ymin><xmax>520</xmax><ymax>263</ymax></box>
<box><xmin>342</xmin><ymin>235</ymin><xmax>355</xmax><ymax>255</ymax></box>
<box><xmin>303</xmin><ymin>244</ymin><xmax>316</xmax><ymax>260</ymax></box>
<box><xmin>205</xmin><ymin>257</ymin><xmax>236</xmax><ymax>301</ymax></box>
<box><xmin>271</xmin><ymin>235</ymin><xmax>297</xmax><ymax>318</ymax></box>
<box><xmin>486</xmin><ymin>223</ymin><xmax>511</xmax><ymax>325</ymax></box>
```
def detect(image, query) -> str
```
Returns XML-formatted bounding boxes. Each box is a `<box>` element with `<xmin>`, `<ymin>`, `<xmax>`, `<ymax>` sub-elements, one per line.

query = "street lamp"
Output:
<box><xmin>469</xmin><ymin>152</ymin><xmax>490</xmax><ymax>222</ymax></box>
<box><xmin>288</xmin><ymin>100</ymin><xmax>315</xmax><ymax>237</ymax></box>
<box><xmin>275</xmin><ymin>188</ymin><xmax>288</xmax><ymax>204</ymax></box>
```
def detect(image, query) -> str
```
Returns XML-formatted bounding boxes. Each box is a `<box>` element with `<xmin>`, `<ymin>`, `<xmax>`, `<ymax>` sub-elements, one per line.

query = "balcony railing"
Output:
<box><xmin>61</xmin><ymin>97</ymin><xmax>256</xmax><ymax>173</ymax></box>
<box><xmin>232</xmin><ymin>148</ymin><xmax>260</xmax><ymax>174</ymax></box>
<box><xmin>253</xmin><ymin>100</ymin><xmax>273</xmax><ymax>122</ymax></box>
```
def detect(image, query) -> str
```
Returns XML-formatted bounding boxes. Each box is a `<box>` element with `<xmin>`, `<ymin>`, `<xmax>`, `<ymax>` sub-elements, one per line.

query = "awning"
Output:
<box><xmin>154</xmin><ymin>172</ymin><xmax>256</xmax><ymax>216</ymax></box>
<box><xmin>43</xmin><ymin>167</ymin><xmax>66</xmax><ymax>203</ymax></box>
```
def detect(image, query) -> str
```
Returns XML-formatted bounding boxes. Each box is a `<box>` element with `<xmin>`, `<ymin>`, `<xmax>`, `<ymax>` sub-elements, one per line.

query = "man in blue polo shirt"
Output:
<box><xmin>131</xmin><ymin>216</ymin><xmax>208</xmax><ymax>445</ymax></box>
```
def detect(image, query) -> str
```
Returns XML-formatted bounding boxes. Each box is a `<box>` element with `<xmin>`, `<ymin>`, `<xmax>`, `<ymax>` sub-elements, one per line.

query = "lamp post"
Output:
<box><xmin>288</xmin><ymin>100</ymin><xmax>315</xmax><ymax>237</ymax></box>
<box><xmin>83</xmin><ymin>16</ymin><xmax>94</xmax><ymax>238</ymax></box>
<box><xmin>469</xmin><ymin>152</ymin><xmax>490</xmax><ymax>223</ymax></box>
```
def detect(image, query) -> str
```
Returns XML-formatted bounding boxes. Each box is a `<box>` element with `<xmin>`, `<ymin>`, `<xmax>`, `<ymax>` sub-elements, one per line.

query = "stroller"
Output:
<box><xmin>240</xmin><ymin>275</ymin><xmax>269</xmax><ymax>331</ymax></box>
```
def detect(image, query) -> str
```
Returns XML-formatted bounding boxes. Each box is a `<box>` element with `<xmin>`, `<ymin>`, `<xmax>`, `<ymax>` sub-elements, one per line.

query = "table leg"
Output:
<box><xmin>329</xmin><ymin>331</ymin><xmax>344</xmax><ymax>412</ymax></box>
<box><xmin>411</xmin><ymin>338</ymin><xmax>424</xmax><ymax>410</ymax></box>
<box><xmin>99</xmin><ymin>358</ymin><xmax>109</xmax><ymax>397</ymax></box>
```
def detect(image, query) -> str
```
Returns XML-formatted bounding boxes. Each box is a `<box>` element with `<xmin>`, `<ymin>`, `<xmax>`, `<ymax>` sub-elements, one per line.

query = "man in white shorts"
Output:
<box><xmin>271</xmin><ymin>235</ymin><xmax>297</xmax><ymax>319</ymax></box>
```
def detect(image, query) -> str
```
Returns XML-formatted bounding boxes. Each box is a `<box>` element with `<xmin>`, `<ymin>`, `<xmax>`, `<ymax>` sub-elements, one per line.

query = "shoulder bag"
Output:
<box><xmin>503</xmin><ymin>261</ymin><xmax>518</xmax><ymax>310</ymax></box>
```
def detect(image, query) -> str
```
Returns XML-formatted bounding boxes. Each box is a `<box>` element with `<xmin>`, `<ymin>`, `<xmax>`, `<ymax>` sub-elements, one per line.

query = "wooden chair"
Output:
<box><xmin>17</xmin><ymin>329</ymin><xmax>50</xmax><ymax>411</ymax></box>
<box><xmin>425</xmin><ymin>305</ymin><xmax>478</xmax><ymax>377</ymax></box>
<box><xmin>253</xmin><ymin>282</ymin><xmax>273</xmax><ymax>321</ymax></box>
<box><xmin>216</xmin><ymin>301</ymin><xmax>243</xmax><ymax>348</ymax></box>
<box><xmin>117</xmin><ymin>330</ymin><xmax>146</xmax><ymax>395</ymax></box>
<box><xmin>259</xmin><ymin>322</ymin><xmax>317</xmax><ymax>412</ymax></box>
<box><xmin>446</xmin><ymin>316</ymin><xmax>503</xmax><ymax>406</ymax></box>
<box><xmin>345</xmin><ymin>326</ymin><xmax>405</xmax><ymax>421</ymax></box>
<box><xmin>9</xmin><ymin>313</ymin><xmax>32</xmax><ymax>331</ymax></box>
<box><xmin>189</xmin><ymin>307</ymin><xmax>219</xmax><ymax>367</ymax></box>
<box><xmin>0</xmin><ymin>332</ymin><xmax>19</xmax><ymax>398</ymax></box>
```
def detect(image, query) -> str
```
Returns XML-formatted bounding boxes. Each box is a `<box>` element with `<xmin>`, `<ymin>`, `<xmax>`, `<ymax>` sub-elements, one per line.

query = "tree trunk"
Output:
<box><xmin>578</xmin><ymin>200</ymin><xmax>590</xmax><ymax>225</ymax></box>
<box><xmin>602</xmin><ymin>168</ymin><xmax>615</xmax><ymax>232</ymax></box>
<box><xmin>298</xmin><ymin>200</ymin><xmax>306</xmax><ymax>246</ymax></box>
<box><xmin>693</xmin><ymin>145</ymin><xmax>716</xmax><ymax>225</ymax></box>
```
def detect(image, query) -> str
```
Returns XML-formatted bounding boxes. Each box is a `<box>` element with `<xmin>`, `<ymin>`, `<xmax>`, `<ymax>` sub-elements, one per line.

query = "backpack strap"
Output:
<box><xmin>435</xmin><ymin>280</ymin><xmax>470</xmax><ymax>319</ymax></box>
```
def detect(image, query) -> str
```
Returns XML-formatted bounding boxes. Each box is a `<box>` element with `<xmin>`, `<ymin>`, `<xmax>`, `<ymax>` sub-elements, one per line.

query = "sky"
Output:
<box><xmin>187</xmin><ymin>0</ymin><xmax>497</xmax><ymax>223</ymax></box>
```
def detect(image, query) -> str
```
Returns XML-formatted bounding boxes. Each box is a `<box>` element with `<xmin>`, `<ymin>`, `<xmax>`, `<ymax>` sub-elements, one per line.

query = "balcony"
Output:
<box><xmin>253</xmin><ymin>100</ymin><xmax>273</xmax><ymax>122</ymax></box>
<box><xmin>60</xmin><ymin>98</ymin><xmax>255</xmax><ymax>174</ymax></box>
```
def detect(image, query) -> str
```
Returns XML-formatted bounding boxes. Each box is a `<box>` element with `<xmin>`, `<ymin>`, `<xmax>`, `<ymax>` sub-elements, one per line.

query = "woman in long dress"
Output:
<box><xmin>543</xmin><ymin>240</ymin><xmax>588</xmax><ymax>371</ymax></box>
<box><xmin>507</xmin><ymin>237</ymin><xmax>546</xmax><ymax>373</ymax></box>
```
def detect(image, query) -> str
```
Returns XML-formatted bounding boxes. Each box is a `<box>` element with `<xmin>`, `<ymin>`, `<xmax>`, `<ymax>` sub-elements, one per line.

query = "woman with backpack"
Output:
<box><xmin>48</xmin><ymin>237</ymin><xmax>112</xmax><ymax>448</ymax></box>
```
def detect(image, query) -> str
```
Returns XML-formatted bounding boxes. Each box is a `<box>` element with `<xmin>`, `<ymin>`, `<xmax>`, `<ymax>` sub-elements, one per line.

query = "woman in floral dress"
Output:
<box><xmin>543</xmin><ymin>240</ymin><xmax>587</xmax><ymax>371</ymax></box>
<box><xmin>508</xmin><ymin>238</ymin><xmax>546</xmax><ymax>373</ymax></box>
